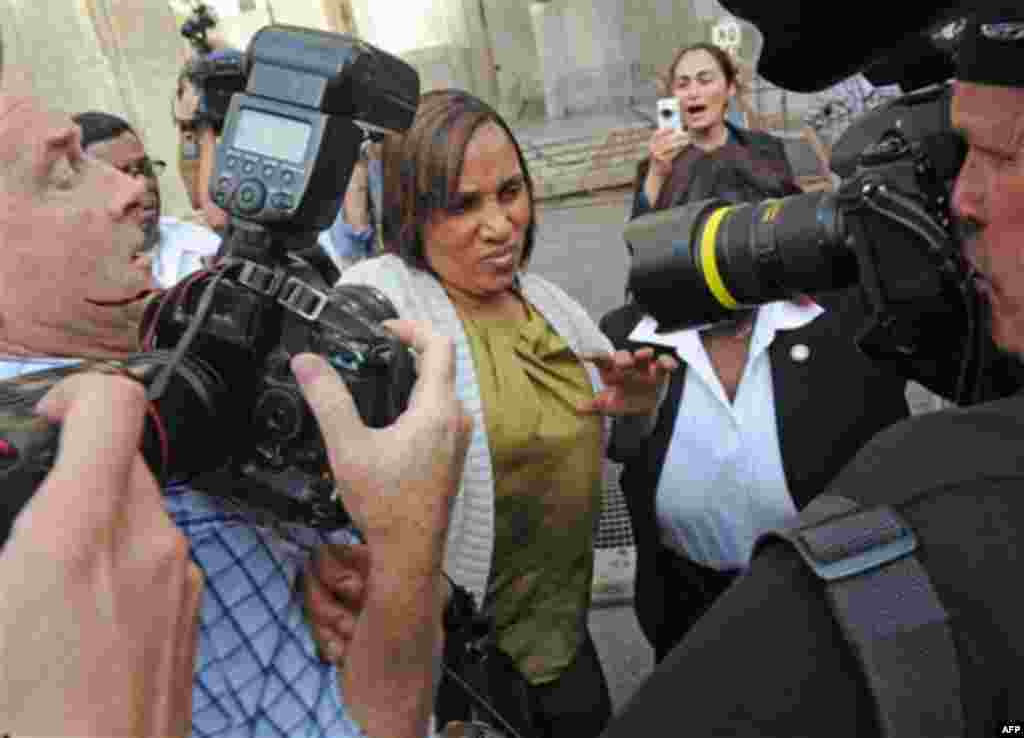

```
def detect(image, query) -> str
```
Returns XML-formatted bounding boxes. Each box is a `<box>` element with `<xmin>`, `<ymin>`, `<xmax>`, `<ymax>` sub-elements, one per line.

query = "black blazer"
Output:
<box><xmin>600</xmin><ymin>290</ymin><xmax>910</xmax><ymax>648</ymax></box>
<box><xmin>630</xmin><ymin>123</ymin><xmax>801</xmax><ymax>222</ymax></box>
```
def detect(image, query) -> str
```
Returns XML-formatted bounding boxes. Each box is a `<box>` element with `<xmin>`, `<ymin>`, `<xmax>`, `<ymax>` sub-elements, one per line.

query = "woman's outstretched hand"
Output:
<box><xmin>579</xmin><ymin>347</ymin><xmax>678</xmax><ymax>416</ymax></box>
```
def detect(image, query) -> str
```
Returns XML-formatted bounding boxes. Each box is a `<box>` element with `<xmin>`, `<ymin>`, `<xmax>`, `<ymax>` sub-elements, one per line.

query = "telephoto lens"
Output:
<box><xmin>626</xmin><ymin>194</ymin><xmax>857</xmax><ymax>332</ymax></box>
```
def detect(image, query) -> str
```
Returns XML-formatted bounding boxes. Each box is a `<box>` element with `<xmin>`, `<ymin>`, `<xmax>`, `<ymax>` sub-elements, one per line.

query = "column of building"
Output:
<box><xmin>587</xmin><ymin>0</ymin><xmax>633</xmax><ymax>112</ymax></box>
<box><xmin>529</xmin><ymin>0</ymin><xmax>635</xmax><ymax>118</ymax></box>
<box><xmin>528</xmin><ymin>2</ymin><xmax>571</xmax><ymax>118</ymax></box>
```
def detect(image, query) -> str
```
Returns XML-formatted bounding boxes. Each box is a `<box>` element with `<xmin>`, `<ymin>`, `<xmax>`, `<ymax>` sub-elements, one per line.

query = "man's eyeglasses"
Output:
<box><xmin>119</xmin><ymin>157</ymin><xmax>167</xmax><ymax>179</ymax></box>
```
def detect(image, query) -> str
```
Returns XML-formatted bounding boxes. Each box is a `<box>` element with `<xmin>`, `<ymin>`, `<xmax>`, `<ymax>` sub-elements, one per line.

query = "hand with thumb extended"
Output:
<box><xmin>294</xmin><ymin>321</ymin><xmax>469</xmax><ymax>738</ymax></box>
<box><xmin>292</xmin><ymin>318</ymin><xmax>472</xmax><ymax>563</ymax></box>
<box><xmin>0</xmin><ymin>373</ymin><xmax>202</xmax><ymax>738</ymax></box>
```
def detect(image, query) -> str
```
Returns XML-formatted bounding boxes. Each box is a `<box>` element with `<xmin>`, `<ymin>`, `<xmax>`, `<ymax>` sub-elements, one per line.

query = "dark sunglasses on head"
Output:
<box><xmin>119</xmin><ymin>157</ymin><xmax>167</xmax><ymax>179</ymax></box>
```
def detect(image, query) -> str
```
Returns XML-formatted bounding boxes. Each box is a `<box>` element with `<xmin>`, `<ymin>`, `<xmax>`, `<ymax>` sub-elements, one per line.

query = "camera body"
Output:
<box><xmin>211</xmin><ymin>26</ymin><xmax>418</xmax><ymax>235</ymax></box>
<box><xmin>0</xmin><ymin>26</ymin><xmax>421</xmax><ymax>541</ymax></box>
<box><xmin>185</xmin><ymin>49</ymin><xmax>248</xmax><ymax>134</ymax></box>
<box><xmin>138</xmin><ymin>26</ymin><xmax>421</xmax><ymax>527</ymax></box>
<box><xmin>135</xmin><ymin>273</ymin><xmax>416</xmax><ymax>531</ymax></box>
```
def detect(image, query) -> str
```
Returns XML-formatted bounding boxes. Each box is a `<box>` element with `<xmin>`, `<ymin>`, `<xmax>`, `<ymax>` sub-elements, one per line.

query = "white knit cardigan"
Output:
<box><xmin>338</xmin><ymin>254</ymin><xmax>616</xmax><ymax>606</ymax></box>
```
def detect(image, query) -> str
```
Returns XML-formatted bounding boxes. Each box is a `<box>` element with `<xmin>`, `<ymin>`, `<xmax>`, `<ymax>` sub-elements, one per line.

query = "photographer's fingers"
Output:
<box><xmin>304</xmin><ymin>545</ymin><xmax>370</xmax><ymax>665</ymax></box>
<box><xmin>383</xmin><ymin>319</ymin><xmax>473</xmax><ymax>469</ymax></box>
<box><xmin>22</xmin><ymin>374</ymin><xmax>151</xmax><ymax>548</ymax></box>
<box><xmin>304</xmin><ymin>563</ymin><xmax>357</xmax><ymax>665</ymax></box>
<box><xmin>381</xmin><ymin>319</ymin><xmax>473</xmax><ymax>529</ymax></box>
<box><xmin>2</xmin><ymin>375</ymin><xmax>200</xmax><ymax>738</ymax></box>
<box><xmin>314</xmin><ymin>543</ymin><xmax>371</xmax><ymax>596</ymax></box>
<box><xmin>31</xmin><ymin>370</ymin><xmax>196</xmax><ymax>572</ymax></box>
<box><xmin>292</xmin><ymin>353</ymin><xmax>373</xmax><ymax>470</ymax></box>
<box><xmin>381</xmin><ymin>319</ymin><xmax>457</xmax><ymax>415</ymax></box>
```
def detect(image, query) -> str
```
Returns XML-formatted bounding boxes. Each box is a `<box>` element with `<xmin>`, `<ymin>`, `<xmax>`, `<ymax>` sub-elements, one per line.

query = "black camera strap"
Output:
<box><xmin>439</xmin><ymin>581</ymin><xmax>533</xmax><ymax>738</ymax></box>
<box><xmin>230</xmin><ymin>257</ymin><xmax>393</xmax><ymax>344</ymax></box>
<box><xmin>188</xmin><ymin>467</ymin><xmax>350</xmax><ymax>533</ymax></box>
<box><xmin>758</xmin><ymin>495</ymin><xmax>964</xmax><ymax>738</ymax></box>
<box><xmin>291</xmin><ymin>243</ymin><xmax>341</xmax><ymax>287</ymax></box>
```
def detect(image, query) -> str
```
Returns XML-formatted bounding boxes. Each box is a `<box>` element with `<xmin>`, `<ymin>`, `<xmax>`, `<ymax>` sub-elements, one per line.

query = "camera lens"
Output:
<box><xmin>626</xmin><ymin>195</ymin><xmax>854</xmax><ymax>332</ymax></box>
<box><xmin>661</xmin><ymin>109</ymin><xmax>673</xmax><ymax>118</ymax></box>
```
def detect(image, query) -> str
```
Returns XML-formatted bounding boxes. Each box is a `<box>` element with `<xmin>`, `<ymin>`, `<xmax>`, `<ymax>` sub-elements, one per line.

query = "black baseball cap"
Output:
<box><xmin>956</xmin><ymin>9</ymin><xmax>1024</xmax><ymax>88</ymax></box>
<box><xmin>717</xmin><ymin>0</ymin><xmax>1019</xmax><ymax>92</ymax></box>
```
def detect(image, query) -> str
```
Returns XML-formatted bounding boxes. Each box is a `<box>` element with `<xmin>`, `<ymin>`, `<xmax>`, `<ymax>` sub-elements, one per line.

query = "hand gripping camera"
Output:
<box><xmin>0</xmin><ymin>26</ymin><xmax>420</xmax><ymax>544</ymax></box>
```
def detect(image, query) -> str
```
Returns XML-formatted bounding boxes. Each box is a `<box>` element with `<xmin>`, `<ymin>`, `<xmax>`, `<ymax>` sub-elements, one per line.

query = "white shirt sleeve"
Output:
<box><xmin>151</xmin><ymin>217</ymin><xmax>223</xmax><ymax>288</ymax></box>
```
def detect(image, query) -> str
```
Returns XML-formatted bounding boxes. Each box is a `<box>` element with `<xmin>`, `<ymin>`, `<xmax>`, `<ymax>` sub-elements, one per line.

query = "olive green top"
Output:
<box><xmin>459</xmin><ymin>297</ymin><xmax>604</xmax><ymax>685</ymax></box>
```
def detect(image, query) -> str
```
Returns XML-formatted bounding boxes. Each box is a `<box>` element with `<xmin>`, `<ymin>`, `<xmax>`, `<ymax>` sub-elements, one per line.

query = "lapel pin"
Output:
<box><xmin>790</xmin><ymin>344</ymin><xmax>810</xmax><ymax>363</ymax></box>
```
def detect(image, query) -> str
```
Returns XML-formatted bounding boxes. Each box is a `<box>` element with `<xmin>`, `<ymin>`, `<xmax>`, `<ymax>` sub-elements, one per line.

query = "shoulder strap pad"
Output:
<box><xmin>758</xmin><ymin>495</ymin><xmax>964</xmax><ymax>738</ymax></box>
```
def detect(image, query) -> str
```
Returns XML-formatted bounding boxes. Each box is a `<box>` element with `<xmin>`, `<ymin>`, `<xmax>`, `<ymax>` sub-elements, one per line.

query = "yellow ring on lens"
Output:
<box><xmin>700</xmin><ymin>206</ymin><xmax>740</xmax><ymax>309</ymax></box>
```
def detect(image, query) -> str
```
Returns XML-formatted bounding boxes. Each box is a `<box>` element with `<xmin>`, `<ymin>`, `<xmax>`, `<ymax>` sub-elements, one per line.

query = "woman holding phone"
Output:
<box><xmin>605</xmin><ymin>41</ymin><xmax>912</xmax><ymax>661</ymax></box>
<box><xmin>639</xmin><ymin>42</ymin><xmax>796</xmax><ymax>216</ymax></box>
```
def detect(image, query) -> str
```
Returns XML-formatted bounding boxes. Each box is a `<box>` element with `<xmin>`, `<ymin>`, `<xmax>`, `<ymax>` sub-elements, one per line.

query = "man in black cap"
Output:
<box><xmin>598</xmin><ymin>11</ymin><xmax>1024</xmax><ymax>738</ymax></box>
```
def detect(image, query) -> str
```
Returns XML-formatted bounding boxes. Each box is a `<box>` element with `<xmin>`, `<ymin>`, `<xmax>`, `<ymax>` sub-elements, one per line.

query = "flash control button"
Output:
<box><xmin>236</xmin><ymin>180</ymin><xmax>267</xmax><ymax>214</ymax></box>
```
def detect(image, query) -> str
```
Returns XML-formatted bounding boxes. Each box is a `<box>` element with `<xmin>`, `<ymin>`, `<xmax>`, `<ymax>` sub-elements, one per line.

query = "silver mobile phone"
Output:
<box><xmin>657</xmin><ymin>97</ymin><xmax>682</xmax><ymax>131</ymax></box>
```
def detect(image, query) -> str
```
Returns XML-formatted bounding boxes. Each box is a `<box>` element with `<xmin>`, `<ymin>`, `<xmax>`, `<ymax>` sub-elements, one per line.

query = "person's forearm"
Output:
<box><xmin>644</xmin><ymin>168</ymin><xmax>666</xmax><ymax>208</ymax></box>
<box><xmin>342</xmin><ymin>551</ymin><xmax>446</xmax><ymax>738</ymax></box>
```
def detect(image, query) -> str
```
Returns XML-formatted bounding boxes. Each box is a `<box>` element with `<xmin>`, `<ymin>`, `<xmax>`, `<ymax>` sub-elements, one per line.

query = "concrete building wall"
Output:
<box><xmin>349</xmin><ymin>0</ymin><xmax>492</xmax><ymax>104</ymax></box>
<box><xmin>1</xmin><ymin>0</ymin><xmax>193</xmax><ymax>216</ymax></box>
<box><xmin>480</xmin><ymin>0</ymin><xmax>540</xmax><ymax>117</ymax></box>
<box><xmin>561</xmin><ymin>0</ymin><xmax>631</xmax><ymax>114</ymax></box>
<box><xmin>351</xmin><ymin>0</ymin><xmax>741</xmax><ymax>120</ymax></box>
<box><xmin>484</xmin><ymin>0</ymin><xmax>756</xmax><ymax>119</ymax></box>
<box><xmin>351</xmin><ymin>0</ymin><xmax>450</xmax><ymax>53</ymax></box>
<box><xmin>628</xmin><ymin>0</ymin><xmax>704</xmax><ymax>89</ymax></box>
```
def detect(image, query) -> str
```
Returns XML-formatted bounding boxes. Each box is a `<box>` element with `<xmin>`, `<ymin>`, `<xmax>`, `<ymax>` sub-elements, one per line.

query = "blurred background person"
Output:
<box><xmin>171</xmin><ymin>47</ymin><xmax>244</xmax><ymax>234</ymax></box>
<box><xmin>73</xmin><ymin>111</ymin><xmax>220</xmax><ymax>288</ymax></box>
<box><xmin>602</xmin><ymin>41</ymin><xmax>911</xmax><ymax>661</ymax></box>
